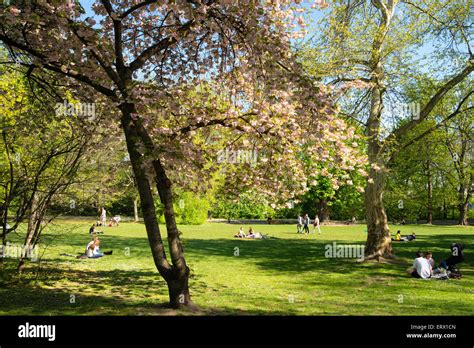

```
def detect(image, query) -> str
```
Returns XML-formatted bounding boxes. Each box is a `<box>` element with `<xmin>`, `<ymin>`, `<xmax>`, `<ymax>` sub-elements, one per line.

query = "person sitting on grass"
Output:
<box><xmin>391</xmin><ymin>230</ymin><xmax>402</xmax><ymax>241</ymax></box>
<box><xmin>89</xmin><ymin>224</ymin><xmax>103</xmax><ymax>235</ymax></box>
<box><xmin>84</xmin><ymin>234</ymin><xmax>112</xmax><ymax>259</ymax></box>
<box><xmin>407</xmin><ymin>251</ymin><xmax>431</xmax><ymax>279</ymax></box>
<box><xmin>439</xmin><ymin>243</ymin><xmax>465</xmax><ymax>272</ymax></box>
<box><xmin>234</xmin><ymin>227</ymin><xmax>246</xmax><ymax>238</ymax></box>
<box><xmin>109</xmin><ymin>215</ymin><xmax>121</xmax><ymax>227</ymax></box>
<box><xmin>425</xmin><ymin>251</ymin><xmax>435</xmax><ymax>269</ymax></box>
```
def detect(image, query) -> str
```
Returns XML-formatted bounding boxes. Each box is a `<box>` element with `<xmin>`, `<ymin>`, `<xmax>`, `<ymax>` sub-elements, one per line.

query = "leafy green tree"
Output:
<box><xmin>301</xmin><ymin>0</ymin><xmax>473</xmax><ymax>258</ymax></box>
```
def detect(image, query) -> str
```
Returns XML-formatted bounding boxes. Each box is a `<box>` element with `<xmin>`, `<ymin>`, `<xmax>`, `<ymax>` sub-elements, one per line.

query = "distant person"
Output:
<box><xmin>439</xmin><ymin>243</ymin><xmax>465</xmax><ymax>271</ymax></box>
<box><xmin>85</xmin><ymin>234</ymin><xmax>112</xmax><ymax>259</ymax></box>
<box><xmin>401</xmin><ymin>232</ymin><xmax>416</xmax><ymax>242</ymax></box>
<box><xmin>401</xmin><ymin>219</ymin><xmax>406</xmax><ymax>225</ymax></box>
<box><xmin>407</xmin><ymin>251</ymin><xmax>431</xmax><ymax>279</ymax></box>
<box><xmin>391</xmin><ymin>230</ymin><xmax>402</xmax><ymax>241</ymax></box>
<box><xmin>302</xmin><ymin>214</ymin><xmax>310</xmax><ymax>234</ymax></box>
<box><xmin>297</xmin><ymin>215</ymin><xmax>303</xmax><ymax>233</ymax></box>
<box><xmin>246</xmin><ymin>228</ymin><xmax>263</xmax><ymax>239</ymax></box>
<box><xmin>110</xmin><ymin>215</ymin><xmax>121</xmax><ymax>227</ymax></box>
<box><xmin>100</xmin><ymin>207</ymin><xmax>107</xmax><ymax>226</ymax></box>
<box><xmin>234</xmin><ymin>227</ymin><xmax>246</xmax><ymax>238</ymax></box>
<box><xmin>89</xmin><ymin>224</ymin><xmax>103</xmax><ymax>235</ymax></box>
<box><xmin>86</xmin><ymin>234</ymin><xmax>103</xmax><ymax>258</ymax></box>
<box><xmin>312</xmin><ymin>215</ymin><xmax>321</xmax><ymax>235</ymax></box>
<box><xmin>351</xmin><ymin>216</ymin><xmax>356</xmax><ymax>224</ymax></box>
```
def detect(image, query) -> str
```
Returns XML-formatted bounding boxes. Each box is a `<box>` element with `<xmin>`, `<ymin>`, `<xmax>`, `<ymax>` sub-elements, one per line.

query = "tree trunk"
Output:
<box><xmin>318</xmin><ymin>199</ymin><xmax>330</xmax><ymax>221</ymax></box>
<box><xmin>427</xmin><ymin>162</ymin><xmax>433</xmax><ymax>224</ymax></box>
<box><xmin>458</xmin><ymin>186</ymin><xmax>469</xmax><ymax>225</ymax></box>
<box><xmin>120</xmin><ymin>103</ymin><xmax>195</xmax><ymax>309</ymax></box>
<box><xmin>442</xmin><ymin>199</ymin><xmax>447</xmax><ymax>219</ymax></box>
<box><xmin>364</xmin><ymin>163</ymin><xmax>392</xmax><ymax>259</ymax></box>
<box><xmin>364</xmin><ymin>64</ymin><xmax>393</xmax><ymax>259</ymax></box>
<box><xmin>152</xmin><ymin>157</ymin><xmax>194</xmax><ymax>308</ymax></box>
<box><xmin>133</xmin><ymin>196</ymin><xmax>139</xmax><ymax>222</ymax></box>
<box><xmin>17</xmin><ymin>192</ymin><xmax>40</xmax><ymax>273</ymax></box>
<box><xmin>0</xmin><ymin>227</ymin><xmax>5</xmax><ymax>268</ymax></box>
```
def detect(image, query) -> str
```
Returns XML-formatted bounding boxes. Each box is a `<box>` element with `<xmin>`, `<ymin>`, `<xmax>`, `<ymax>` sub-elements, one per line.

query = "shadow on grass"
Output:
<box><xmin>0</xmin><ymin>265</ymin><xmax>286</xmax><ymax>316</ymax></box>
<box><xmin>1</xmin><ymin>229</ymin><xmax>472</xmax><ymax>315</ymax></box>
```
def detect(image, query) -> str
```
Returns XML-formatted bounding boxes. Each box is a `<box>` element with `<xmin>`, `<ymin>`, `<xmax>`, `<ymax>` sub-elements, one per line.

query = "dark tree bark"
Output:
<box><xmin>120</xmin><ymin>104</ymin><xmax>194</xmax><ymax>309</ymax></box>
<box><xmin>318</xmin><ymin>199</ymin><xmax>330</xmax><ymax>221</ymax></box>
<box><xmin>364</xmin><ymin>161</ymin><xmax>392</xmax><ymax>259</ymax></box>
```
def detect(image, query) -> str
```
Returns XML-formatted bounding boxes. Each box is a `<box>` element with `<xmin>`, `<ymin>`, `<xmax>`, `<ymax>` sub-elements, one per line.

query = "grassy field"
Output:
<box><xmin>0</xmin><ymin>221</ymin><xmax>473</xmax><ymax>316</ymax></box>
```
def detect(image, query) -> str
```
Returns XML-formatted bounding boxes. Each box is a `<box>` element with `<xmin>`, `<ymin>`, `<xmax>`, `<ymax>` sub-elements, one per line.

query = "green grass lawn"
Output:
<box><xmin>0</xmin><ymin>221</ymin><xmax>473</xmax><ymax>315</ymax></box>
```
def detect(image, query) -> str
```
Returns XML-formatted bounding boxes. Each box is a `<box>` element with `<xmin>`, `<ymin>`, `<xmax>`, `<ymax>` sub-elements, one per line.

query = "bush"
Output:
<box><xmin>211</xmin><ymin>192</ymin><xmax>274</xmax><ymax>219</ymax></box>
<box><xmin>156</xmin><ymin>191</ymin><xmax>210</xmax><ymax>225</ymax></box>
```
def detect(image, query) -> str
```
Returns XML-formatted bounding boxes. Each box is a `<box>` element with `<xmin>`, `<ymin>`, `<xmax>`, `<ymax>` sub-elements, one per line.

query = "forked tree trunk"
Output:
<box><xmin>364</xmin><ymin>163</ymin><xmax>392</xmax><ymax>259</ymax></box>
<box><xmin>120</xmin><ymin>103</ymin><xmax>194</xmax><ymax>309</ymax></box>
<box><xmin>18</xmin><ymin>192</ymin><xmax>40</xmax><ymax>273</ymax></box>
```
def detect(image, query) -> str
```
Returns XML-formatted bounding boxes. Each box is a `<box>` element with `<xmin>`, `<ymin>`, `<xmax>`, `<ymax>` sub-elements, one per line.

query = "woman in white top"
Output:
<box><xmin>86</xmin><ymin>234</ymin><xmax>104</xmax><ymax>258</ymax></box>
<box><xmin>312</xmin><ymin>215</ymin><xmax>321</xmax><ymax>235</ymax></box>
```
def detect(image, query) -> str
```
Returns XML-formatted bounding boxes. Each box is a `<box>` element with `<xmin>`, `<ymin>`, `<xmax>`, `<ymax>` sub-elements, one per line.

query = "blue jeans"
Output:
<box><xmin>89</xmin><ymin>251</ymin><xmax>104</xmax><ymax>258</ymax></box>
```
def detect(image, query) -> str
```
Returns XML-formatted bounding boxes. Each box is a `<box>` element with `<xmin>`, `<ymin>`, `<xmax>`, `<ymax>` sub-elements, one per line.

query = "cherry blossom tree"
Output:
<box><xmin>0</xmin><ymin>0</ymin><xmax>365</xmax><ymax>308</ymax></box>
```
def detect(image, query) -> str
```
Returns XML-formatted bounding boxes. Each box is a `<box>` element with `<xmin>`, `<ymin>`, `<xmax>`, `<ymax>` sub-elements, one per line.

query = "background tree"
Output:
<box><xmin>299</xmin><ymin>0</ymin><xmax>473</xmax><ymax>258</ymax></box>
<box><xmin>0</xmin><ymin>64</ymin><xmax>91</xmax><ymax>271</ymax></box>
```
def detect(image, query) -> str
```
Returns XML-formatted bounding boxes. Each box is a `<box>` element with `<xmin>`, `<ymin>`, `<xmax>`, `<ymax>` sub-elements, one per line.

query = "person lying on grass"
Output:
<box><xmin>245</xmin><ymin>227</ymin><xmax>267</xmax><ymax>239</ymax></box>
<box><xmin>401</xmin><ymin>232</ymin><xmax>416</xmax><ymax>242</ymax></box>
<box><xmin>393</xmin><ymin>232</ymin><xmax>416</xmax><ymax>242</ymax></box>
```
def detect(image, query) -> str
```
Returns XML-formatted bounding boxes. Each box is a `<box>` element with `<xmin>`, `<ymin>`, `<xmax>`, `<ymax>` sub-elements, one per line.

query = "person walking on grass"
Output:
<box><xmin>312</xmin><ymin>214</ymin><xmax>321</xmax><ymax>235</ymax></box>
<box><xmin>297</xmin><ymin>214</ymin><xmax>303</xmax><ymax>233</ymax></box>
<box><xmin>303</xmin><ymin>214</ymin><xmax>310</xmax><ymax>234</ymax></box>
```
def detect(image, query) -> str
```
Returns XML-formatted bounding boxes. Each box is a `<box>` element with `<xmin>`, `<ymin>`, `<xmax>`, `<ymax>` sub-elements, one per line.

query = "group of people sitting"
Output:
<box><xmin>392</xmin><ymin>230</ymin><xmax>416</xmax><ymax>242</ymax></box>
<box><xmin>407</xmin><ymin>243</ymin><xmax>465</xmax><ymax>280</ymax></box>
<box><xmin>234</xmin><ymin>227</ymin><xmax>266</xmax><ymax>239</ymax></box>
<box><xmin>79</xmin><ymin>210</ymin><xmax>119</xmax><ymax>258</ymax></box>
<box><xmin>95</xmin><ymin>207</ymin><xmax>121</xmax><ymax>227</ymax></box>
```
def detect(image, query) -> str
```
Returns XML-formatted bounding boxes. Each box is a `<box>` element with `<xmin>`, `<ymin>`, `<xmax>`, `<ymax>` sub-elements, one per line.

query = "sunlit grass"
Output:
<box><xmin>0</xmin><ymin>221</ymin><xmax>473</xmax><ymax>315</ymax></box>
